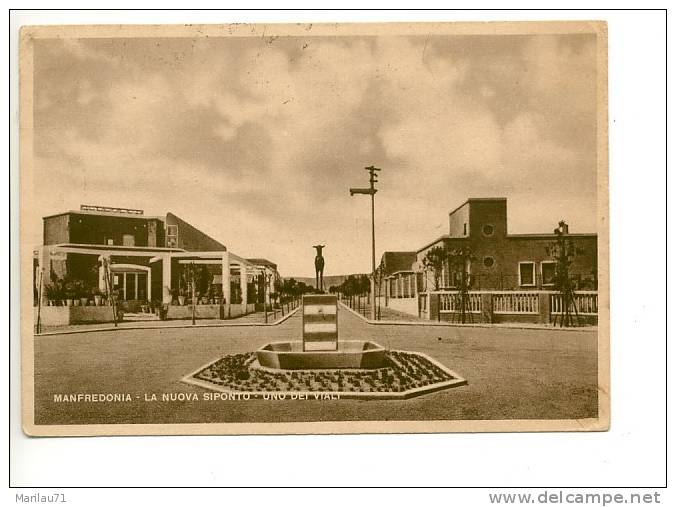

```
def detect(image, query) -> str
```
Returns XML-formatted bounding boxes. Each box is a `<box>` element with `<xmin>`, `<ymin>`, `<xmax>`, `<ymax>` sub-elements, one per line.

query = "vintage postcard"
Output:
<box><xmin>19</xmin><ymin>21</ymin><xmax>609</xmax><ymax>436</ymax></box>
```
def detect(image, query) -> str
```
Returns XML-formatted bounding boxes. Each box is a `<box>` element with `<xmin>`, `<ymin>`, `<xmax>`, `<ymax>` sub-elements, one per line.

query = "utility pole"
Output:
<box><xmin>350</xmin><ymin>165</ymin><xmax>381</xmax><ymax>321</ymax></box>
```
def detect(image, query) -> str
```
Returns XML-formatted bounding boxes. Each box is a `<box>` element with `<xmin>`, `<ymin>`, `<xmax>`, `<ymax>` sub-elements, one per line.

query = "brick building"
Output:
<box><xmin>380</xmin><ymin>198</ymin><xmax>598</xmax><ymax>321</ymax></box>
<box><xmin>416</xmin><ymin>198</ymin><xmax>598</xmax><ymax>292</ymax></box>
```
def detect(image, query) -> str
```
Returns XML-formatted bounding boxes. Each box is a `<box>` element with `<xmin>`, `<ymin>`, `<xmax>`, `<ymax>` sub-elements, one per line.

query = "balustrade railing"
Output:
<box><xmin>550</xmin><ymin>291</ymin><xmax>598</xmax><ymax>315</ymax></box>
<box><xmin>438</xmin><ymin>292</ymin><xmax>483</xmax><ymax>313</ymax></box>
<box><xmin>425</xmin><ymin>290</ymin><xmax>598</xmax><ymax>317</ymax></box>
<box><xmin>493</xmin><ymin>292</ymin><xmax>540</xmax><ymax>314</ymax></box>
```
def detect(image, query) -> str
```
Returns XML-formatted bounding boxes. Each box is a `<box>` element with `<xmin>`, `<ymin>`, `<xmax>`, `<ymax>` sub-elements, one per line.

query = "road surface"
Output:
<box><xmin>32</xmin><ymin>306</ymin><xmax>598</xmax><ymax>426</ymax></box>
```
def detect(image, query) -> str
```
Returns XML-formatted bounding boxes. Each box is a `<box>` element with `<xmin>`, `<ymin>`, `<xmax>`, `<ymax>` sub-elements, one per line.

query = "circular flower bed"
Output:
<box><xmin>192</xmin><ymin>350</ymin><xmax>458</xmax><ymax>393</ymax></box>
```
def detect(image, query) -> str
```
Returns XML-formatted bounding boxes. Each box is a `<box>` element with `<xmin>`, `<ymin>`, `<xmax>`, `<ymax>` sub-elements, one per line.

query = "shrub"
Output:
<box><xmin>44</xmin><ymin>283</ymin><xmax>63</xmax><ymax>301</ymax></box>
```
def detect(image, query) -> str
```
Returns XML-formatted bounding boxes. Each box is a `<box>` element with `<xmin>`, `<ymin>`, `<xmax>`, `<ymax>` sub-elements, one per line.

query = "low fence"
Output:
<box><xmin>421</xmin><ymin>290</ymin><xmax>598</xmax><ymax>325</ymax></box>
<box><xmin>340</xmin><ymin>294</ymin><xmax>378</xmax><ymax>319</ymax></box>
<box><xmin>550</xmin><ymin>291</ymin><xmax>598</xmax><ymax>315</ymax></box>
<box><xmin>438</xmin><ymin>293</ymin><xmax>483</xmax><ymax>313</ymax></box>
<box><xmin>493</xmin><ymin>292</ymin><xmax>540</xmax><ymax>314</ymax></box>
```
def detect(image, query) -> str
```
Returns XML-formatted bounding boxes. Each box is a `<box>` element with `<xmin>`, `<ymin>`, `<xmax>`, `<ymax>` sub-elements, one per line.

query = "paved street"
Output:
<box><xmin>32</xmin><ymin>306</ymin><xmax>598</xmax><ymax>426</ymax></box>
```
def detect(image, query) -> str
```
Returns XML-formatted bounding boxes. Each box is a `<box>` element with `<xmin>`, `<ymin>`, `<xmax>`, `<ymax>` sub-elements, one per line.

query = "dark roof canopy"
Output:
<box><xmin>246</xmin><ymin>258</ymin><xmax>278</xmax><ymax>270</ymax></box>
<box><xmin>380</xmin><ymin>251</ymin><xmax>416</xmax><ymax>276</ymax></box>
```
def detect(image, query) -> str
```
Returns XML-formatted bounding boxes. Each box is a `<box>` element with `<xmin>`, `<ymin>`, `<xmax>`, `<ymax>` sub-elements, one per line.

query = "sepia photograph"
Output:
<box><xmin>20</xmin><ymin>21</ymin><xmax>608</xmax><ymax>436</ymax></box>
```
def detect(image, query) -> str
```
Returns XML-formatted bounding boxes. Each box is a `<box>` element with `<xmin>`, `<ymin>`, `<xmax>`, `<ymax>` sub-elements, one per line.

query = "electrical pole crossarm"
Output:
<box><xmin>350</xmin><ymin>188</ymin><xmax>377</xmax><ymax>195</ymax></box>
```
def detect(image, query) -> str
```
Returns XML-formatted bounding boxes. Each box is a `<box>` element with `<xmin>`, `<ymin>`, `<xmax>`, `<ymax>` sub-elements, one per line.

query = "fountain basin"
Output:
<box><xmin>257</xmin><ymin>340</ymin><xmax>386</xmax><ymax>370</ymax></box>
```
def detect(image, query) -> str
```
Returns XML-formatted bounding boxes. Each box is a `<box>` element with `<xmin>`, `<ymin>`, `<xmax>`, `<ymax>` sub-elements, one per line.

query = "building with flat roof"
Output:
<box><xmin>416</xmin><ymin>198</ymin><xmax>597</xmax><ymax>291</ymax></box>
<box><xmin>377</xmin><ymin>251</ymin><xmax>417</xmax><ymax>314</ymax></box>
<box><xmin>380</xmin><ymin>197</ymin><xmax>598</xmax><ymax>319</ymax></box>
<box><xmin>35</xmin><ymin>205</ymin><xmax>278</xmax><ymax>315</ymax></box>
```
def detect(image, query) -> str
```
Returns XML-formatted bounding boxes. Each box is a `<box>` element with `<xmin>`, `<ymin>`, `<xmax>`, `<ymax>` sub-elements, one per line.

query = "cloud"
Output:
<box><xmin>31</xmin><ymin>33</ymin><xmax>598</xmax><ymax>276</ymax></box>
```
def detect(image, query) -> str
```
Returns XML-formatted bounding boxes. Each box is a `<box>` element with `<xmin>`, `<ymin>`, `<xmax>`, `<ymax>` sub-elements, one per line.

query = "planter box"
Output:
<box><xmin>165</xmin><ymin>303</ymin><xmax>257</xmax><ymax>320</ymax></box>
<box><xmin>257</xmin><ymin>340</ymin><xmax>386</xmax><ymax>370</ymax></box>
<box><xmin>166</xmin><ymin>304</ymin><xmax>223</xmax><ymax>320</ymax></box>
<box><xmin>35</xmin><ymin>306</ymin><xmax>120</xmax><ymax>326</ymax></box>
<box><xmin>225</xmin><ymin>303</ymin><xmax>256</xmax><ymax>319</ymax></box>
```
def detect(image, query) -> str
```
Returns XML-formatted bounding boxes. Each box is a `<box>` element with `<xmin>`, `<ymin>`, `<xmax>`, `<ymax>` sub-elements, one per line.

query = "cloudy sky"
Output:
<box><xmin>31</xmin><ymin>30</ymin><xmax>598</xmax><ymax>277</ymax></box>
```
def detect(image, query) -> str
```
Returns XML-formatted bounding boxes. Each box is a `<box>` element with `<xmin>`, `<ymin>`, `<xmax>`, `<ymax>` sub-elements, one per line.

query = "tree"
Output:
<box><xmin>447</xmin><ymin>246</ymin><xmax>476</xmax><ymax>323</ymax></box>
<box><xmin>100</xmin><ymin>256</ymin><xmax>119</xmax><ymax>328</ymax></box>
<box><xmin>422</xmin><ymin>246</ymin><xmax>448</xmax><ymax>291</ymax></box>
<box><xmin>357</xmin><ymin>274</ymin><xmax>370</xmax><ymax>295</ymax></box>
<box><xmin>546</xmin><ymin>221</ymin><xmax>584</xmax><ymax>327</ymax></box>
<box><xmin>273</xmin><ymin>277</ymin><xmax>284</xmax><ymax>314</ymax></box>
<box><xmin>284</xmin><ymin>278</ymin><xmax>298</xmax><ymax>301</ymax></box>
<box><xmin>374</xmin><ymin>260</ymin><xmax>386</xmax><ymax>320</ymax></box>
<box><xmin>296</xmin><ymin>281</ymin><xmax>313</xmax><ymax>296</ymax></box>
<box><xmin>197</xmin><ymin>265</ymin><xmax>212</xmax><ymax>301</ymax></box>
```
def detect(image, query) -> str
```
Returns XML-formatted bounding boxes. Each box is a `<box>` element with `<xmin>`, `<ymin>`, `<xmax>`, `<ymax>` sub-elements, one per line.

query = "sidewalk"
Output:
<box><xmin>339</xmin><ymin>301</ymin><xmax>597</xmax><ymax>332</ymax></box>
<box><xmin>341</xmin><ymin>300</ymin><xmax>428</xmax><ymax>322</ymax></box>
<box><xmin>35</xmin><ymin>307</ymin><xmax>298</xmax><ymax>335</ymax></box>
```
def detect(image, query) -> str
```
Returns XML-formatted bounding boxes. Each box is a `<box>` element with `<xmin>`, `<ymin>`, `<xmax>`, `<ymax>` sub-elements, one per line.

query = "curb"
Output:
<box><xmin>182</xmin><ymin>349</ymin><xmax>467</xmax><ymax>400</ymax></box>
<box><xmin>338</xmin><ymin>302</ymin><xmax>597</xmax><ymax>333</ymax></box>
<box><xmin>34</xmin><ymin>306</ymin><xmax>300</xmax><ymax>337</ymax></box>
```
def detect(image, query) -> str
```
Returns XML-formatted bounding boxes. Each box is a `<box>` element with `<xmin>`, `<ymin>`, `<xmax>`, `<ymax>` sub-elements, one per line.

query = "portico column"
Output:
<box><xmin>98</xmin><ymin>256</ymin><xmax>106</xmax><ymax>293</ymax></box>
<box><xmin>221</xmin><ymin>252</ymin><xmax>230</xmax><ymax>305</ymax></box>
<box><xmin>265</xmin><ymin>269</ymin><xmax>271</xmax><ymax>305</ymax></box>
<box><xmin>239</xmin><ymin>262</ymin><xmax>248</xmax><ymax>312</ymax></box>
<box><xmin>162</xmin><ymin>255</ymin><xmax>172</xmax><ymax>304</ymax></box>
<box><xmin>38</xmin><ymin>246</ymin><xmax>50</xmax><ymax>305</ymax></box>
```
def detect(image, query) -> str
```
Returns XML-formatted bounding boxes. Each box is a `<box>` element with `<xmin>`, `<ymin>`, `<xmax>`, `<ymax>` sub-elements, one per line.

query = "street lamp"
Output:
<box><xmin>349</xmin><ymin>165</ymin><xmax>381</xmax><ymax>321</ymax></box>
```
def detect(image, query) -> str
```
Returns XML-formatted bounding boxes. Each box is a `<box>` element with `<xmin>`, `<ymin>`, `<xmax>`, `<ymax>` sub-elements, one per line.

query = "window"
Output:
<box><xmin>463</xmin><ymin>223</ymin><xmax>467</xmax><ymax>236</ymax></box>
<box><xmin>518</xmin><ymin>262</ymin><xmax>535</xmax><ymax>286</ymax></box>
<box><xmin>125</xmin><ymin>273</ymin><xmax>137</xmax><ymax>300</ymax></box>
<box><xmin>106</xmin><ymin>238</ymin><xmax>114</xmax><ymax>246</ymax></box>
<box><xmin>541</xmin><ymin>261</ymin><xmax>557</xmax><ymax>286</ymax></box>
<box><xmin>122</xmin><ymin>234</ymin><xmax>135</xmax><ymax>247</ymax></box>
<box><xmin>482</xmin><ymin>224</ymin><xmax>494</xmax><ymax>236</ymax></box>
<box><xmin>441</xmin><ymin>260</ymin><xmax>450</xmax><ymax>288</ymax></box>
<box><xmin>113</xmin><ymin>271</ymin><xmax>148</xmax><ymax>300</ymax></box>
<box><xmin>166</xmin><ymin>225</ymin><xmax>178</xmax><ymax>248</ymax></box>
<box><xmin>483</xmin><ymin>256</ymin><xmax>495</xmax><ymax>268</ymax></box>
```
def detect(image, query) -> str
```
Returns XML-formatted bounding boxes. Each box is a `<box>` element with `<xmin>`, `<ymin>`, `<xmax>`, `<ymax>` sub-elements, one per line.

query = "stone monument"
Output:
<box><xmin>256</xmin><ymin>294</ymin><xmax>386</xmax><ymax>369</ymax></box>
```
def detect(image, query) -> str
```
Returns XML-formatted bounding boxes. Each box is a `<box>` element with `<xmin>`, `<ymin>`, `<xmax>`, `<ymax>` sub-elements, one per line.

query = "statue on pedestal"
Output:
<box><xmin>313</xmin><ymin>245</ymin><xmax>325</xmax><ymax>292</ymax></box>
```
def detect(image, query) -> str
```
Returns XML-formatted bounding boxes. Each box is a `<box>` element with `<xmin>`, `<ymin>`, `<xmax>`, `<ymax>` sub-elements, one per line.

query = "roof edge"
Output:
<box><xmin>448</xmin><ymin>197</ymin><xmax>507</xmax><ymax>217</ymax></box>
